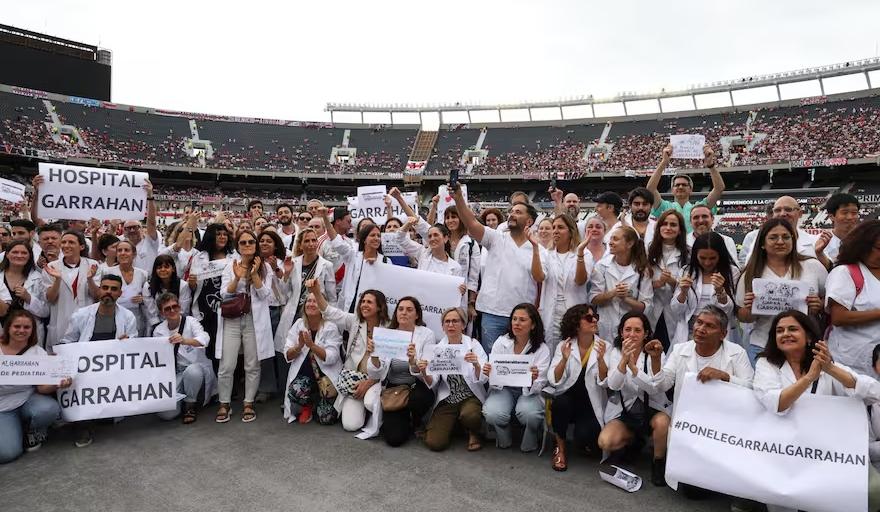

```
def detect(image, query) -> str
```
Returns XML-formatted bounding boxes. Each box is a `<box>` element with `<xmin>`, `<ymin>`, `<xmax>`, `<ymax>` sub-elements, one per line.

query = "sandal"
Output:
<box><xmin>215</xmin><ymin>403</ymin><xmax>231</xmax><ymax>423</ymax></box>
<box><xmin>467</xmin><ymin>434</ymin><xmax>482</xmax><ymax>452</ymax></box>
<box><xmin>552</xmin><ymin>445</ymin><xmax>568</xmax><ymax>472</ymax></box>
<box><xmin>242</xmin><ymin>403</ymin><xmax>257</xmax><ymax>423</ymax></box>
<box><xmin>182</xmin><ymin>404</ymin><xmax>197</xmax><ymax>425</ymax></box>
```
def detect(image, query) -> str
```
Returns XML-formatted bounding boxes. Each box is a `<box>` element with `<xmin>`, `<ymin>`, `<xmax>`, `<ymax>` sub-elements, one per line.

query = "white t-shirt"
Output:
<box><xmin>133</xmin><ymin>235</ymin><xmax>160</xmax><ymax>273</ymax></box>
<box><xmin>823</xmin><ymin>234</ymin><xmax>842</xmax><ymax>264</ymax></box>
<box><xmin>826</xmin><ymin>262</ymin><xmax>880</xmax><ymax>376</ymax></box>
<box><xmin>476</xmin><ymin>227</ymin><xmax>546</xmax><ymax>317</ymax></box>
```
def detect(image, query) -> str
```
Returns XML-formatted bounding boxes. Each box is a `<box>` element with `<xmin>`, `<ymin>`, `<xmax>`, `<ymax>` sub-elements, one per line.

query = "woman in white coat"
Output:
<box><xmin>214</xmin><ymin>230</ymin><xmax>275</xmax><ymax>424</ymax></box>
<box><xmin>670</xmin><ymin>232</ymin><xmax>739</xmax><ymax>347</ymax></box>
<box><xmin>596</xmin><ymin>312</ymin><xmax>672</xmax><ymax>486</ymax></box>
<box><xmin>645</xmin><ymin>210</ymin><xmax>689</xmax><ymax>351</ymax></box>
<box><xmin>322</xmin><ymin>208</ymin><xmax>389</xmax><ymax>314</ymax></box>
<box><xmin>753</xmin><ymin>310</ymin><xmax>880</xmax><ymax>512</ymax></box>
<box><xmin>547</xmin><ymin>304</ymin><xmax>608</xmax><ymax>472</ymax></box>
<box><xmin>589</xmin><ymin>226</ymin><xmax>653</xmax><ymax>342</ymax></box>
<box><xmin>307</xmin><ymin>278</ymin><xmax>390</xmax><ymax>438</ymax></box>
<box><xmin>152</xmin><ymin>292</ymin><xmax>216</xmax><ymax>424</ymax></box>
<box><xmin>0</xmin><ymin>241</ymin><xmax>49</xmax><ymax>345</ymax></box>
<box><xmin>143</xmin><ymin>254</ymin><xmax>192</xmax><ymax>332</ymax></box>
<box><xmin>428</xmin><ymin>202</ymin><xmax>481</xmax><ymax>332</ymax></box>
<box><xmin>482</xmin><ymin>303</ymin><xmax>551</xmax><ymax>453</ymax></box>
<box><xmin>282</xmin><ymin>292</ymin><xmax>343</xmax><ymax>425</ymax></box>
<box><xmin>870</xmin><ymin>345</ymin><xmax>880</xmax><ymax>472</ymax></box>
<box><xmin>43</xmin><ymin>231</ymin><xmax>98</xmax><ymax>350</ymax></box>
<box><xmin>419</xmin><ymin>307</ymin><xmax>487</xmax><ymax>452</ymax></box>
<box><xmin>539</xmin><ymin>214</ymin><xmax>589</xmax><ymax>352</ymax></box>
<box><xmin>95</xmin><ymin>240</ymin><xmax>150</xmax><ymax>337</ymax></box>
<box><xmin>397</xmin><ymin>216</ymin><xmax>464</xmax><ymax>279</ymax></box>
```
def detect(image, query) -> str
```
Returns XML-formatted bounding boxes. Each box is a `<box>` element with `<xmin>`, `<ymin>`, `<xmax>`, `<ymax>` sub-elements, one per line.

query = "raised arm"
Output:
<box><xmin>451</xmin><ymin>185</ymin><xmax>485</xmax><ymax>243</ymax></box>
<box><xmin>703</xmin><ymin>147</ymin><xmax>725</xmax><ymax>209</ymax></box>
<box><xmin>30</xmin><ymin>175</ymin><xmax>46</xmax><ymax>227</ymax></box>
<box><xmin>144</xmin><ymin>179</ymin><xmax>158</xmax><ymax>241</ymax></box>
<box><xmin>646</xmin><ymin>145</ymin><xmax>672</xmax><ymax>207</ymax></box>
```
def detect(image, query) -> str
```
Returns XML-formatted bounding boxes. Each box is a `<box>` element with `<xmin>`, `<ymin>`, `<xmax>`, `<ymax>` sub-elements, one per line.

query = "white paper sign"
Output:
<box><xmin>190</xmin><ymin>258</ymin><xmax>227</xmax><ymax>280</ymax></box>
<box><xmin>598</xmin><ymin>465</ymin><xmax>643</xmax><ymax>493</ymax></box>
<box><xmin>0</xmin><ymin>355</ymin><xmax>76</xmax><ymax>385</ymax></box>
<box><xmin>371</xmin><ymin>327</ymin><xmax>411</xmax><ymax>361</ymax></box>
<box><xmin>427</xmin><ymin>344</ymin><xmax>467</xmax><ymax>376</ymax></box>
<box><xmin>751</xmin><ymin>277</ymin><xmax>809</xmax><ymax>316</ymax></box>
<box><xmin>489</xmin><ymin>353</ymin><xmax>533</xmax><ymax>387</ymax></box>
<box><xmin>670</xmin><ymin>134</ymin><xmax>706</xmax><ymax>160</ymax></box>
<box><xmin>37</xmin><ymin>162</ymin><xmax>148</xmax><ymax>221</ymax></box>
<box><xmin>359</xmin><ymin>262</ymin><xmax>464</xmax><ymax>337</ymax></box>
<box><xmin>348</xmin><ymin>192</ymin><xmax>418</xmax><ymax>227</ymax></box>
<box><xmin>381</xmin><ymin>232</ymin><xmax>405</xmax><ymax>257</ymax></box>
<box><xmin>666</xmin><ymin>375</ymin><xmax>868</xmax><ymax>512</ymax></box>
<box><xmin>0</xmin><ymin>177</ymin><xmax>26</xmax><ymax>204</ymax></box>
<box><xmin>356</xmin><ymin>185</ymin><xmax>387</xmax><ymax>218</ymax></box>
<box><xmin>437</xmin><ymin>184</ymin><xmax>468</xmax><ymax>219</ymax></box>
<box><xmin>54</xmin><ymin>337</ymin><xmax>180</xmax><ymax>421</ymax></box>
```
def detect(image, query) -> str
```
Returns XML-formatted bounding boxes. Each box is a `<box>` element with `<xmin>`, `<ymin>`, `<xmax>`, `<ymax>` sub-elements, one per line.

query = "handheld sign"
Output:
<box><xmin>751</xmin><ymin>278</ymin><xmax>810</xmax><ymax>316</ymax></box>
<box><xmin>381</xmin><ymin>232</ymin><xmax>405</xmax><ymax>257</ymax></box>
<box><xmin>0</xmin><ymin>355</ymin><xmax>76</xmax><ymax>385</ymax></box>
<box><xmin>427</xmin><ymin>344</ymin><xmax>467</xmax><ymax>376</ymax></box>
<box><xmin>670</xmin><ymin>135</ymin><xmax>706</xmax><ymax>160</ymax></box>
<box><xmin>349</xmin><ymin>191</ymin><xmax>418</xmax><ymax>227</ymax></box>
<box><xmin>489</xmin><ymin>353</ymin><xmax>533</xmax><ymax>387</ymax></box>
<box><xmin>437</xmin><ymin>184</ymin><xmax>468</xmax><ymax>219</ymax></box>
<box><xmin>371</xmin><ymin>327</ymin><xmax>411</xmax><ymax>361</ymax></box>
<box><xmin>0</xmin><ymin>177</ymin><xmax>26</xmax><ymax>204</ymax></box>
<box><xmin>356</xmin><ymin>185</ymin><xmax>388</xmax><ymax>220</ymax></box>
<box><xmin>37</xmin><ymin>162</ymin><xmax>148</xmax><ymax>221</ymax></box>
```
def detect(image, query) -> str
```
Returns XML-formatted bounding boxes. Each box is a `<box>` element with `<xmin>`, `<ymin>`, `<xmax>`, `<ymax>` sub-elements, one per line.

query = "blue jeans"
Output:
<box><xmin>0</xmin><ymin>393</ymin><xmax>61</xmax><ymax>463</ymax></box>
<box><xmin>482</xmin><ymin>387</ymin><xmax>545</xmax><ymax>451</ymax></box>
<box><xmin>479</xmin><ymin>312</ymin><xmax>509</xmax><ymax>355</ymax></box>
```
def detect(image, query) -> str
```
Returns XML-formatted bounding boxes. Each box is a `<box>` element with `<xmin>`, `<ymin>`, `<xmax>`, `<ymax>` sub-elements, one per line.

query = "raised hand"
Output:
<box><xmin>814</xmin><ymin>230</ymin><xmax>832</xmax><ymax>254</ymax></box>
<box><xmin>233</xmin><ymin>261</ymin><xmax>247</xmax><ymax>280</ymax></box>
<box><xmin>482</xmin><ymin>362</ymin><xmax>492</xmax><ymax>378</ymax></box>
<box><xmin>703</xmin><ymin>146</ymin><xmax>717</xmax><ymax>168</ymax></box>
<box><xmin>710</xmin><ymin>272</ymin><xmax>726</xmax><ymax>295</ymax></box>
<box><xmin>644</xmin><ymin>340</ymin><xmax>663</xmax><ymax>358</ymax></box>
<box><xmin>812</xmin><ymin>340</ymin><xmax>834</xmax><ymax>372</ymax></box>
<box><xmin>561</xmin><ymin>339</ymin><xmax>573</xmax><ymax>360</ymax></box>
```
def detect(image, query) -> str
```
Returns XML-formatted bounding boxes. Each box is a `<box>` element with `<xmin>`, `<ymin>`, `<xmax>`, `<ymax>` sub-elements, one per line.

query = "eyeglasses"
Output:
<box><xmin>162</xmin><ymin>304</ymin><xmax>181</xmax><ymax>313</ymax></box>
<box><xmin>672</xmin><ymin>183</ymin><xmax>690</xmax><ymax>188</ymax></box>
<box><xmin>583</xmin><ymin>314</ymin><xmax>600</xmax><ymax>322</ymax></box>
<box><xmin>239</xmin><ymin>239</ymin><xmax>256</xmax><ymax>246</ymax></box>
<box><xmin>766</xmin><ymin>234</ymin><xmax>793</xmax><ymax>243</ymax></box>
<box><xmin>443</xmin><ymin>318</ymin><xmax>462</xmax><ymax>325</ymax></box>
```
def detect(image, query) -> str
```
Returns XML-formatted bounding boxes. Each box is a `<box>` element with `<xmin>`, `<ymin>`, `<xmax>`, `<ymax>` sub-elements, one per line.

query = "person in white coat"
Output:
<box><xmin>482</xmin><ymin>303</ymin><xmax>551</xmax><ymax>453</ymax></box>
<box><xmin>752</xmin><ymin>310</ymin><xmax>880</xmax><ymax>512</ymax></box>
<box><xmin>282</xmin><ymin>292</ymin><xmax>343</xmax><ymax>425</ymax></box>
<box><xmin>419</xmin><ymin>307</ymin><xmax>487</xmax><ymax>452</ymax></box>
<box><xmin>397</xmin><ymin>216</ymin><xmax>464</xmax><ymax>279</ymax></box>
<box><xmin>307</xmin><ymin>278</ymin><xmax>389</xmax><ymax>438</ymax></box>
<box><xmin>214</xmin><ymin>230</ymin><xmax>275</xmax><ymax>424</ymax></box>
<box><xmin>43</xmin><ymin>231</ymin><xmax>99</xmax><ymax>350</ymax></box>
<box><xmin>589</xmin><ymin>226</ymin><xmax>653</xmax><ymax>342</ymax></box>
<box><xmin>152</xmin><ymin>292</ymin><xmax>216</xmax><ymax>424</ymax></box>
<box><xmin>547</xmin><ymin>304</ymin><xmax>608</xmax><ymax>472</ymax></box>
<box><xmin>869</xmin><ymin>345</ymin><xmax>880</xmax><ymax>472</ymax></box>
<box><xmin>95</xmin><ymin>240</ymin><xmax>150</xmax><ymax>337</ymax></box>
<box><xmin>0</xmin><ymin>241</ymin><xmax>49</xmax><ymax>346</ymax></box>
<box><xmin>427</xmin><ymin>201</ymin><xmax>480</xmax><ymax>333</ymax></box>
<box><xmin>539</xmin><ymin>215</ymin><xmax>590</xmax><ymax>352</ymax></box>
<box><xmin>143</xmin><ymin>254</ymin><xmax>192</xmax><ymax>332</ymax></box>
<box><xmin>669</xmin><ymin>232</ymin><xmax>739</xmax><ymax>348</ymax></box>
<box><xmin>596</xmin><ymin>312</ymin><xmax>673</xmax><ymax>486</ymax></box>
<box><xmin>645</xmin><ymin>210</ymin><xmax>689</xmax><ymax>351</ymax></box>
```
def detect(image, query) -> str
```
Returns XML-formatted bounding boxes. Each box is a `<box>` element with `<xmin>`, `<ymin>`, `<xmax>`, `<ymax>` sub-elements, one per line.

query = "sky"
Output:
<box><xmin>5</xmin><ymin>1</ymin><xmax>880</xmax><ymax>122</ymax></box>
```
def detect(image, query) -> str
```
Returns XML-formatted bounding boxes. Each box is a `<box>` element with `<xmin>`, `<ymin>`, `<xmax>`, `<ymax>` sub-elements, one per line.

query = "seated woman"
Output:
<box><xmin>282</xmin><ymin>292</ymin><xmax>343</xmax><ymax>425</ymax></box>
<box><xmin>418</xmin><ymin>307</ymin><xmax>487</xmax><ymax>452</ymax></box>
<box><xmin>306</xmin><ymin>278</ymin><xmax>389</xmax><ymax>437</ymax></box>
<box><xmin>596</xmin><ymin>312</ymin><xmax>673</xmax><ymax>486</ymax></box>
<box><xmin>547</xmin><ymin>304</ymin><xmax>608</xmax><ymax>471</ymax></box>
<box><xmin>367</xmin><ymin>296</ymin><xmax>436</xmax><ymax>447</ymax></box>
<box><xmin>482</xmin><ymin>303</ymin><xmax>551</xmax><ymax>453</ymax></box>
<box><xmin>152</xmin><ymin>293</ymin><xmax>216</xmax><ymax>424</ymax></box>
<box><xmin>0</xmin><ymin>310</ymin><xmax>70</xmax><ymax>463</ymax></box>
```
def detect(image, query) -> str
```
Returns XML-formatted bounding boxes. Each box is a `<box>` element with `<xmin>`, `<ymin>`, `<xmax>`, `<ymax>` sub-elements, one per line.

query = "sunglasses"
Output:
<box><xmin>298</xmin><ymin>216</ymin><xmax>312</xmax><ymax>221</ymax></box>
<box><xmin>583</xmin><ymin>314</ymin><xmax>600</xmax><ymax>322</ymax></box>
<box><xmin>162</xmin><ymin>304</ymin><xmax>181</xmax><ymax>313</ymax></box>
<box><xmin>239</xmin><ymin>239</ymin><xmax>257</xmax><ymax>246</ymax></box>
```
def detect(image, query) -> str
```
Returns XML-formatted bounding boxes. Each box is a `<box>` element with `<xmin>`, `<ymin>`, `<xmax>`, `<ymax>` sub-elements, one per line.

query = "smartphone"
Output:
<box><xmin>549</xmin><ymin>172</ymin><xmax>557</xmax><ymax>191</ymax></box>
<box><xmin>449</xmin><ymin>166</ymin><xmax>460</xmax><ymax>190</ymax></box>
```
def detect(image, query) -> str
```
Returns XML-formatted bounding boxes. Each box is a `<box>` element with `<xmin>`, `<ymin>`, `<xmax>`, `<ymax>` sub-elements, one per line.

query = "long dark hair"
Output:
<box><xmin>613</xmin><ymin>311</ymin><xmax>652</xmax><ymax>349</ymax></box>
<box><xmin>760</xmin><ymin>310</ymin><xmax>821</xmax><ymax>376</ymax></box>
<box><xmin>740</xmin><ymin>218</ymin><xmax>810</xmax><ymax>294</ymax></box>
<box><xmin>389</xmin><ymin>296</ymin><xmax>426</xmax><ymax>329</ymax></box>
<box><xmin>258</xmin><ymin>230</ymin><xmax>286</xmax><ymax>260</ymax></box>
<box><xmin>837</xmin><ymin>219</ymin><xmax>880</xmax><ymax>266</ymax></box>
<box><xmin>430</xmin><ymin>223</ymin><xmax>453</xmax><ymax>258</ymax></box>
<box><xmin>357</xmin><ymin>224</ymin><xmax>383</xmax><ymax>254</ymax></box>
<box><xmin>356</xmin><ymin>289</ymin><xmax>390</xmax><ymax>324</ymax></box>
<box><xmin>647</xmin><ymin>209</ymin><xmax>689</xmax><ymax>267</ymax></box>
<box><xmin>195</xmin><ymin>223</ymin><xmax>233</xmax><ymax>256</ymax></box>
<box><xmin>1</xmin><ymin>310</ymin><xmax>38</xmax><ymax>349</ymax></box>
<box><xmin>506</xmin><ymin>303</ymin><xmax>545</xmax><ymax>354</ymax></box>
<box><xmin>0</xmin><ymin>240</ymin><xmax>35</xmax><ymax>276</ymax></box>
<box><xmin>98</xmin><ymin>233</ymin><xmax>120</xmax><ymax>261</ymax></box>
<box><xmin>685</xmin><ymin>232</ymin><xmax>736</xmax><ymax>300</ymax></box>
<box><xmin>148</xmin><ymin>254</ymin><xmax>181</xmax><ymax>297</ymax></box>
<box><xmin>443</xmin><ymin>205</ymin><xmax>467</xmax><ymax>239</ymax></box>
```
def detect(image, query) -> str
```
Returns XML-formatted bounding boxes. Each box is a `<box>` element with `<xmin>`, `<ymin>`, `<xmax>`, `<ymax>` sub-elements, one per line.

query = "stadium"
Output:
<box><xmin>2</xmin><ymin>8</ymin><xmax>880</xmax><ymax>512</ymax></box>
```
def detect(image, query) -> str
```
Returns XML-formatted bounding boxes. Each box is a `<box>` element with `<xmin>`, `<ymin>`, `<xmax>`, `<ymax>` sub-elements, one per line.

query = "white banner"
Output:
<box><xmin>359</xmin><ymin>262</ymin><xmax>464</xmax><ymax>337</ymax></box>
<box><xmin>437</xmin><ymin>184</ymin><xmax>467</xmax><ymax>219</ymax></box>
<box><xmin>0</xmin><ymin>177</ymin><xmax>25</xmax><ymax>204</ymax></box>
<box><xmin>54</xmin><ymin>338</ymin><xmax>180</xmax><ymax>422</ymax></box>
<box><xmin>0</xmin><ymin>355</ymin><xmax>76</xmax><ymax>385</ymax></box>
<box><xmin>751</xmin><ymin>278</ymin><xmax>810</xmax><ymax>316</ymax></box>
<box><xmin>488</xmin><ymin>353</ymin><xmax>533</xmax><ymax>387</ymax></box>
<box><xmin>356</xmin><ymin>185</ymin><xmax>387</xmax><ymax>215</ymax></box>
<box><xmin>37</xmin><ymin>163</ymin><xmax>148</xmax><ymax>221</ymax></box>
<box><xmin>666</xmin><ymin>375</ymin><xmax>868</xmax><ymax>512</ymax></box>
<box><xmin>348</xmin><ymin>192</ymin><xmax>418</xmax><ymax>227</ymax></box>
<box><xmin>427</xmin><ymin>344</ymin><xmax>467</xmax><ymax>376</ymax></box>
<box><xmin>670</xmin><ymin>134</ymin><xmax>706</xmax><ymax>160</ymax></box>
<box><xmin>371</xmin><ymin>327</ymin><xmax>411</xmax><ymax>361</ymax></box>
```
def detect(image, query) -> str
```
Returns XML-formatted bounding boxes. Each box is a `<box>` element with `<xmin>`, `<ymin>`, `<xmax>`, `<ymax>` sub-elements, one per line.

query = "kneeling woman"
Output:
<box><xmin>307</xmin><ymin>278</ymin><xmax>389</xmax><ymax>437</ymax></box>
<box><xmin>153</xmin><ymin>293</ymin><xmax>217</xmax><ymax>424</ymax></box>
<box><xmin>482</xmin><ymin>303</ymin><xmax>551</xmax><ymax>453</ymax></box>
<box><xmin>0</xmin><ymin>311</ymin><xmax>70</xmax><ymax>462</ymax></box>
<box><xmin>419</xmin><ymin>307</ymin><xmax>487</xmax><ymax>452</ymax></box>
<box><xmin>282</xmin><ymin>292</ymin><xmax>343</xmax><ymax>425</ymax></box>
<box><xmin>547</xmin><ymin>304</ymin><xmax>608</xmax><ymax>471</ymax></box>
<box><xmin>597</xmin><ymin>312</ymin><xmax>672</xmax><ymax>485</ymax></box>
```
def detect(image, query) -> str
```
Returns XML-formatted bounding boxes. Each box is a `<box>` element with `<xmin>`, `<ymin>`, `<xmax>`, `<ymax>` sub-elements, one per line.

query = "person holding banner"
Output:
<box><xmin>598</xmin><ymin>312</ymin><xmax>673</xmax><ymax>486</ymax></box>
<box><xmin>589</xmin><ymin>226</ymin><xmax>653</xmax><ymax>343</ymax></box>
<box><xmin>152</xmin><ymin>293</ymin><xmax>215</xmax><ymax>424</ymax></box>
<box><xmin>143</xmin><ymin>255</ymin><xmax>192</xmax><ymax>333</ymax></box>
<box><xmin>0</xmin><ymin>311</ymin><xmax>70</xmax><ymax>463</ymax></box>
<box><xmin>96</xmin><ymin>240</ymin><xmax>150</xmax><ymax>337</ymax></box>
<box><xmin>0</xmin><ymin>241</ymin><xmax>49</xmax><ymax>345</ymax></box>
<box><xmin>482</xmin><ymin>303</ymin><xmax>550</xmax><ymax>453</ymax></box>
<box><xmin>118</xmin><ymin>179</ymin><xmax>159</xmax><ymax>273</ymax></box>
<box><xmin>668</xmin><ymin>232</ymin><xmax>739</xmax><ymax>348</ymax></box>
<box><xmin>646</xmin><ymin>144</ymin><xmax>725</xmax><ymax>234</ymax></box>
<box><xmin>646</xmin><ymin>210</ymin><xmax>689</xmax><ymax>351</ymax></box>
<box><xmin>187</xmin><ymin>223</ymin><xmax>234</xmax><ymax>373</ymax></box>
<box><xmin>539</xmin><ymin>214</ymin><xmax>589</xmax><ymax>352</ymax></box>
<box><xmin>282</xmin><ymin>292</ymin><xmax>343</xmax><ymax>425</ymax></box>
<box><xmin>547</xmin><ymin>304</ymin><xmax>608</xmax><ymax>471</ymax></box>
<box><xmin>215</xmin><ymin>230</ymin><xmax>275</xmax><ymax>424</ymax></box>
<box><xmin>43</xmin><ymin>231</ymin><xmax>99</xmax><ymax>350</ymax></box>
<box><xmin>736</xmin><ymin>219</ymin><xmax>826</xmax><ymax>365</ymax></box>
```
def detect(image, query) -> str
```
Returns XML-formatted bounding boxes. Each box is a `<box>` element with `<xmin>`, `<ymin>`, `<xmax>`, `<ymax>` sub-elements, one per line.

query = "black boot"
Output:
<box><xmin>651</xmin><ymin>457</ymin><xmax>666</xmax><ymax>487</ymax></box>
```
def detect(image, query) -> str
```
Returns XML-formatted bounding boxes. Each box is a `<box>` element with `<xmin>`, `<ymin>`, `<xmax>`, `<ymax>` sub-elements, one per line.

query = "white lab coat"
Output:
<box><xmin>489</xmin><ymin>334</ymin><xmax>551</xmax><ymax>400</ymax></box>
<box><xmin>423</xmin><ymin>335</ymin><xmax>488</xmax><ymax>413</ymax></box>
<box><xmin>752</xmin><ymin>358</ymin><xmax>876</xmax><ymax>415</ymax></box>
<box><xmin>588</xmin><ymin>259</ymin><xmax>653</xmax><ymax>342</ymax></box>
<box><xmin>281</xmin><ymin>318</ymin><xmax>343</xmax><ymax>423</ymax></box>
<box><xmin>538</xmin><ymin>250</ymin><xmax>590</xmax><ymax>337</ymax></box>
<box><xmin>142</xmin><ymin>280</ymin><xmax>193</xmax><ymax>329</ymax></box>
<box><xmin>43</xmin><ymin>257</ymin><xmax>98</xmax><ymax>349</ymax></box>
<box><xmin>215</xmin><ymin>257</ymin><xmax>275</xmax><ymax>361</ymax></box>
<box><xmin>668</xmin><ymin>266</ymin><xmax>739</xmax><ymax>347</ymax></box>
<box><xmin>647</xmin><ymin>245</ymin><xmax>686</xmax><ymax>330</ymax></box>
<box><xmin>328</xmin><ymin>235</ymin><xmax>390</xmax><ymax>313</ymax></box>
<box><xmin>273</xmin><ymin>255</ymin><xmax>336</xmax><ymax>352</ymax></box>
<box><xmin>366</xmin><ymin>326</ymin><xmax>436</xmax><ymax>381</ymax></box>
<box><xmin>153</xmin><ymin>315</ymin><xmax>217</xmax><ymax>405</ymax></box>
<box><xmin>0</xmin><ymin>270</ymin><xmax>49</xmax><ymax>345</ymax></box>
<box><xmin>58</xmin><ymin>303</ymin><xmax>139</xmax><ymax>344</ymax></box>
<box><xmin>605</xmin><ymin>348</ymin><xmax>673</xmax><ymax>422</ymax></box>
<box><xmin>95</xmin><ymin>265</ymin><xmax>150</xmax><ymax>337</ymax></box>
<box><xmin>546</xmin><ymin>337</ymin><xmax>609</xmax><ymax>428</ymax></box>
